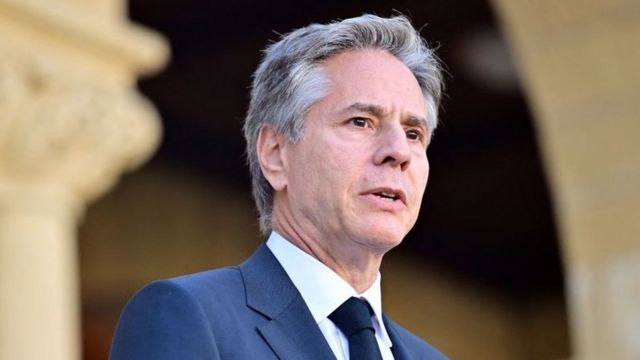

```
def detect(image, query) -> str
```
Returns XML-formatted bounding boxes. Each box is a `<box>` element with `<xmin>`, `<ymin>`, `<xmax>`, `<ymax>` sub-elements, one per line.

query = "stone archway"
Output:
<box><xmin>491</xmin><ymin>1</ymin><xmax>640</xmax><ymax>358</ymax></box>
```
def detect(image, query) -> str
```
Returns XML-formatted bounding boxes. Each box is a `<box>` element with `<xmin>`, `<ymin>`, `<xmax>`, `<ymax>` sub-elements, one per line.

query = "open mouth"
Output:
<box><xmin>374</xmin><ymin>191</ymin><xmax>400</xmax><ymax>201</ymax></box>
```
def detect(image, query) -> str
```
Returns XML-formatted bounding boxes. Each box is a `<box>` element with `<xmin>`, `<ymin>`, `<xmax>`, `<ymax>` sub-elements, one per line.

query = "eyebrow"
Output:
<box><xmin>345</xmin><ymin>102</ymin><xmax>429</xmax><ymax>130</ymax></box>
<box><xmin>346</xmin><ymin>102</ymin><xmax>388</xmax><ymax>119</ymax></box>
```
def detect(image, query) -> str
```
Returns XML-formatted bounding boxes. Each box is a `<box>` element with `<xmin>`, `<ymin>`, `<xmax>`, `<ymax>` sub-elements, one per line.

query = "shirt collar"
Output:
<box><xmin>266</xmin><ymin>231</ymin><xmax>392</xmax><ymax>346</ymax></box>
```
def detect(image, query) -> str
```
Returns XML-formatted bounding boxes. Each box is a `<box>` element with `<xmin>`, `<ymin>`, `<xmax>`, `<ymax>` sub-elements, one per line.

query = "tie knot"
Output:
<box><xmin>328</xmin><ymin>297</ymin><xmax>375</xmax><ymax>337</ymax></box>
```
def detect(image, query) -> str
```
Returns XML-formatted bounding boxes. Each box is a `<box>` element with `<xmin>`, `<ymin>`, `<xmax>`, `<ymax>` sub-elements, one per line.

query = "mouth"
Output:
<box><xmin>376</xmin><ymin>191</ymin><xmax>399</xmax><ymax>201</ymax></box>
<box><xmin>366</xmin><ymin>188</ymin><xmax>407</xmax><ymax>205</ymax></box>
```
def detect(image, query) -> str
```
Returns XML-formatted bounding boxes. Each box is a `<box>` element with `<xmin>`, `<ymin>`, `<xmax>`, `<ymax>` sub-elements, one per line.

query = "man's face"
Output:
<box><xmin>275</xmin><ymin>49</ymin><xmax>430</xmax><ymax>254</ymax></box>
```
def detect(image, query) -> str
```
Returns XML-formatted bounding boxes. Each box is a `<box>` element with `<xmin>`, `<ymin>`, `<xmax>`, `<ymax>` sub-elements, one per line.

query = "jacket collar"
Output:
<box><xmin>383</xmin><ymin>314</ymin><xmax>413</xmax><ymax>360</ymax></box>
<box><xmin>240</xmin><ymin>243</ymin><xmax>337</xmax><ymax>360</ymax></box>
<box><xmin>240</xmin><ymin>243</ymin><xmax>428</xmax><ymax>360</ymax></box>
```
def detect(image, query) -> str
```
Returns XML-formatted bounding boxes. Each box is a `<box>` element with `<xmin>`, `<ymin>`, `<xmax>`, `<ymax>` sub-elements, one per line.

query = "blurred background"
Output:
<box><xmin>81</xmin><ymin>1</ymin><xmax>567</xmax><ymax>359</ymax></box>
<box><xmin>1</xmin><ymin>0</ymin><xmax>638</xmax><ymax>359</ymax></box>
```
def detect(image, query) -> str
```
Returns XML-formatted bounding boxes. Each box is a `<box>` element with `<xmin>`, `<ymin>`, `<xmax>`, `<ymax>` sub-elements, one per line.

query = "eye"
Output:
<box><xmin>406</xmin><ymin>129</ymin><xmax>423</xmax><ymax>141</ymax></box>
<box><xmin>350</xmin><ymin>117</ymin><xmax>369</xmax><ymax>128</ymax></box>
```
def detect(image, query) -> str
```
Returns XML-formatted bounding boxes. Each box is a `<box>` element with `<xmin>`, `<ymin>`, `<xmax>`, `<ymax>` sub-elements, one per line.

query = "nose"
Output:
<box><xmin>373</xmin><ymin>125</ymin><xmax>411</xmax><ymax>171</ymax></box>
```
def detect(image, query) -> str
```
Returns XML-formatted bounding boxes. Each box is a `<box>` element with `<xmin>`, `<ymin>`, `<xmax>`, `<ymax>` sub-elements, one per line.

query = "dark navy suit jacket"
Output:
<box><xmin>110</xmin><ymin>244</ymin><xmax>447</xmax><ymax>360</ymax></box>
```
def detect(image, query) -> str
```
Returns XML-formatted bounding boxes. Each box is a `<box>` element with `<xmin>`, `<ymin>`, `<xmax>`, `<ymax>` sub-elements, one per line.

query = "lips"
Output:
<box><xmin>378</xmin><ymin>191</ymin><xmax>398</xmax><ymax>200</ymax></box>
<box><xmin>364</xmin><ymin>187</ymin><xmax>407</xmax><ymax>205</ymax></box>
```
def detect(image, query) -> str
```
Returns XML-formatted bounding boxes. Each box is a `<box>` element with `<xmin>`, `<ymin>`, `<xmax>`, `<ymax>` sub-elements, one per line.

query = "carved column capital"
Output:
<box><xmin>0</xmin><ymin>1</ymin><xmax>168</xmax><ymax>359</ymax></box>
<box><xmin>0</xmin><ymin>49</ymin><xmax>161</xmax><ymax>209</ymax></box>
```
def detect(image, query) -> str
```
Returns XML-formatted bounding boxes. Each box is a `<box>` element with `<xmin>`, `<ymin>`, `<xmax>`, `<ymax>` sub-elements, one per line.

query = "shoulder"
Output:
<box><xmin>132</xmin><ymin>266</ymin><xmax>244</xmax><ymax>306</ymax></box>
<box><xmin>162</xmin><ymin>266</ymin><xmax>244</xmax><ymax>297</ymax></box>
<box><xmin>130</xmin><ymin>266</ymin><xmax>248</xmax><ymax>322</ymax></box>
<box><xmin>385</xmin><ymin>317</ymin><xmax>449</xmax><ymax>360</ymax></box>
<box><xmin>110</xmin><ymin>267</ymin><xmax>243</xmax><ymax>360</ymax></box>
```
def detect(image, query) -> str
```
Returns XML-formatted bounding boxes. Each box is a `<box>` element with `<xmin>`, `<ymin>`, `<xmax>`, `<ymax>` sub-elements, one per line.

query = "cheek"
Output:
<box><xmin>413</xmin><ymin>158</ymin><xmax>430</xmax><ymax>196</ymax></box>
<box><xmin>422</xmin><ymin>162</ymin><xmax>430</xmax><ymax>187</ymax></box>
<box><xmin>293</xmin><ymin>148</ymin><xmax>340</xmax><ymax>197</ymax></box>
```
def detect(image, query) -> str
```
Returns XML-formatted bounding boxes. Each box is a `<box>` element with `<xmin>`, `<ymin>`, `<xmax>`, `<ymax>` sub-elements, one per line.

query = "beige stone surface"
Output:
<box><xmin>0</xmin><ymin>0</ymin><xmax>168</xmax><ymax>359</ymax></box>
<box><xmin>0</xmin><ymin>189</ymin><xmax>80</xmax><ymax>360</ymax></box>
<box><xmin>491</xmin><ymin>0</ymin><xmax>640</xmax><ymax>358</ymax></box>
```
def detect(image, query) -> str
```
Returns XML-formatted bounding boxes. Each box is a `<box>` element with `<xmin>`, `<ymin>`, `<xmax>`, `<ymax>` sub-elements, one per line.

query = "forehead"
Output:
<box><xmin>318</xmin><ymin>49</ymin><xmax>427</xmax><ymax>118</ymax></box>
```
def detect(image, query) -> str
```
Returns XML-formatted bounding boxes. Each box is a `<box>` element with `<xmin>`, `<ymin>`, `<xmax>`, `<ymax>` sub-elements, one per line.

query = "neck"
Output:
<box><xmin>272</xmin><ymin>214</ymin><xmax>384</xmax><ymax>294</ymax></box>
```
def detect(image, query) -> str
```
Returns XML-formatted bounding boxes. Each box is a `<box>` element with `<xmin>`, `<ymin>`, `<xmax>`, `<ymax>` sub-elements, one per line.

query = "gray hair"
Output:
<box><xmin>243</xmin><ymin>14</ymin><xmax>444</xmax><ymax>234</ymax></box>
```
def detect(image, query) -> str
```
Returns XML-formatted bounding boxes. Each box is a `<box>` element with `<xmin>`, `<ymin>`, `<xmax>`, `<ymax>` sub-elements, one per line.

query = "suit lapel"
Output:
<box><xmin>384</xmin><ymin>314</ymin><xmax>413</xmax><ymax>360</ymax></box>
<box><xmin>240</xmin><ymin>244</ymin><xmax>336</xmax><ymax>360</ymax></box>
<box><xmin>257</xmin><ymin>295</ymin><xmax>336</xmax><ymax>360</ymax></box>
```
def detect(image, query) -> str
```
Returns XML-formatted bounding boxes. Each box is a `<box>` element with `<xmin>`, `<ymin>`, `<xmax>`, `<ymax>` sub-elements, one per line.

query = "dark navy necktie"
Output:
<box><xmin>329</xmin><ymin>297</ymin><xmax>383</xmax><ymax>360</ymax></box>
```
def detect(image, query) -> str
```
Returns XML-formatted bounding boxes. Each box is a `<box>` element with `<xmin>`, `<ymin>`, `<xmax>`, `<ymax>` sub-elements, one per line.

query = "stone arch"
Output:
<box><xmin>491</xmin><ymin>0</ymin><xmax>640</xmax><ymax>358</ymax></box>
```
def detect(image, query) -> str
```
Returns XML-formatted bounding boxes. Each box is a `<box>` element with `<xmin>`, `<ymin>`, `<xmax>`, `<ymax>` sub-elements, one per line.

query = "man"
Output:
<box><xmin>111</xmin><ymin>14</ymin><xmax>446</xmax><ymax>360</ymax></box>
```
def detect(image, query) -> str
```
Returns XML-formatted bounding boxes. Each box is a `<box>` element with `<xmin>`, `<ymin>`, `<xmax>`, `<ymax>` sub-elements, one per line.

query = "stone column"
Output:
<box><xmin>490</xmin><ymin>1</ymin><xmax>640</xmax><ymax>359</ymax></box>
<box><xmin>0</xmin><ymin>0</ymin><xmax>168</xmax><ymax>359</ymax></box>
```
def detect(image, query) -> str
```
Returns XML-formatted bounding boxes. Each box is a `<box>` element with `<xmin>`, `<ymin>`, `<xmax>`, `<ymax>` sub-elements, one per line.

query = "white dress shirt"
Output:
<box><xmin>267</xmin><ymin>231</ymin><xmax>395</xmax><ymax>360</ymax></box>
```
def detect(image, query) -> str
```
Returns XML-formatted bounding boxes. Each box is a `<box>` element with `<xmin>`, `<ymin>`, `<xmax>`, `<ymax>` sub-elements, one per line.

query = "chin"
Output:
<box><xmin>353</xmin><ymin>222</ymin><xmax>407</xmax><ymax>252</ymax></box>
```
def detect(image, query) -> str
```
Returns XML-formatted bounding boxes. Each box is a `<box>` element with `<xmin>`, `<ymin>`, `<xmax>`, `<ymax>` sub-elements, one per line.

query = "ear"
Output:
<box><xmin>256</xmin><ymin>125</ymin><xmax>288</xmax><ymax>191</ymax></box>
